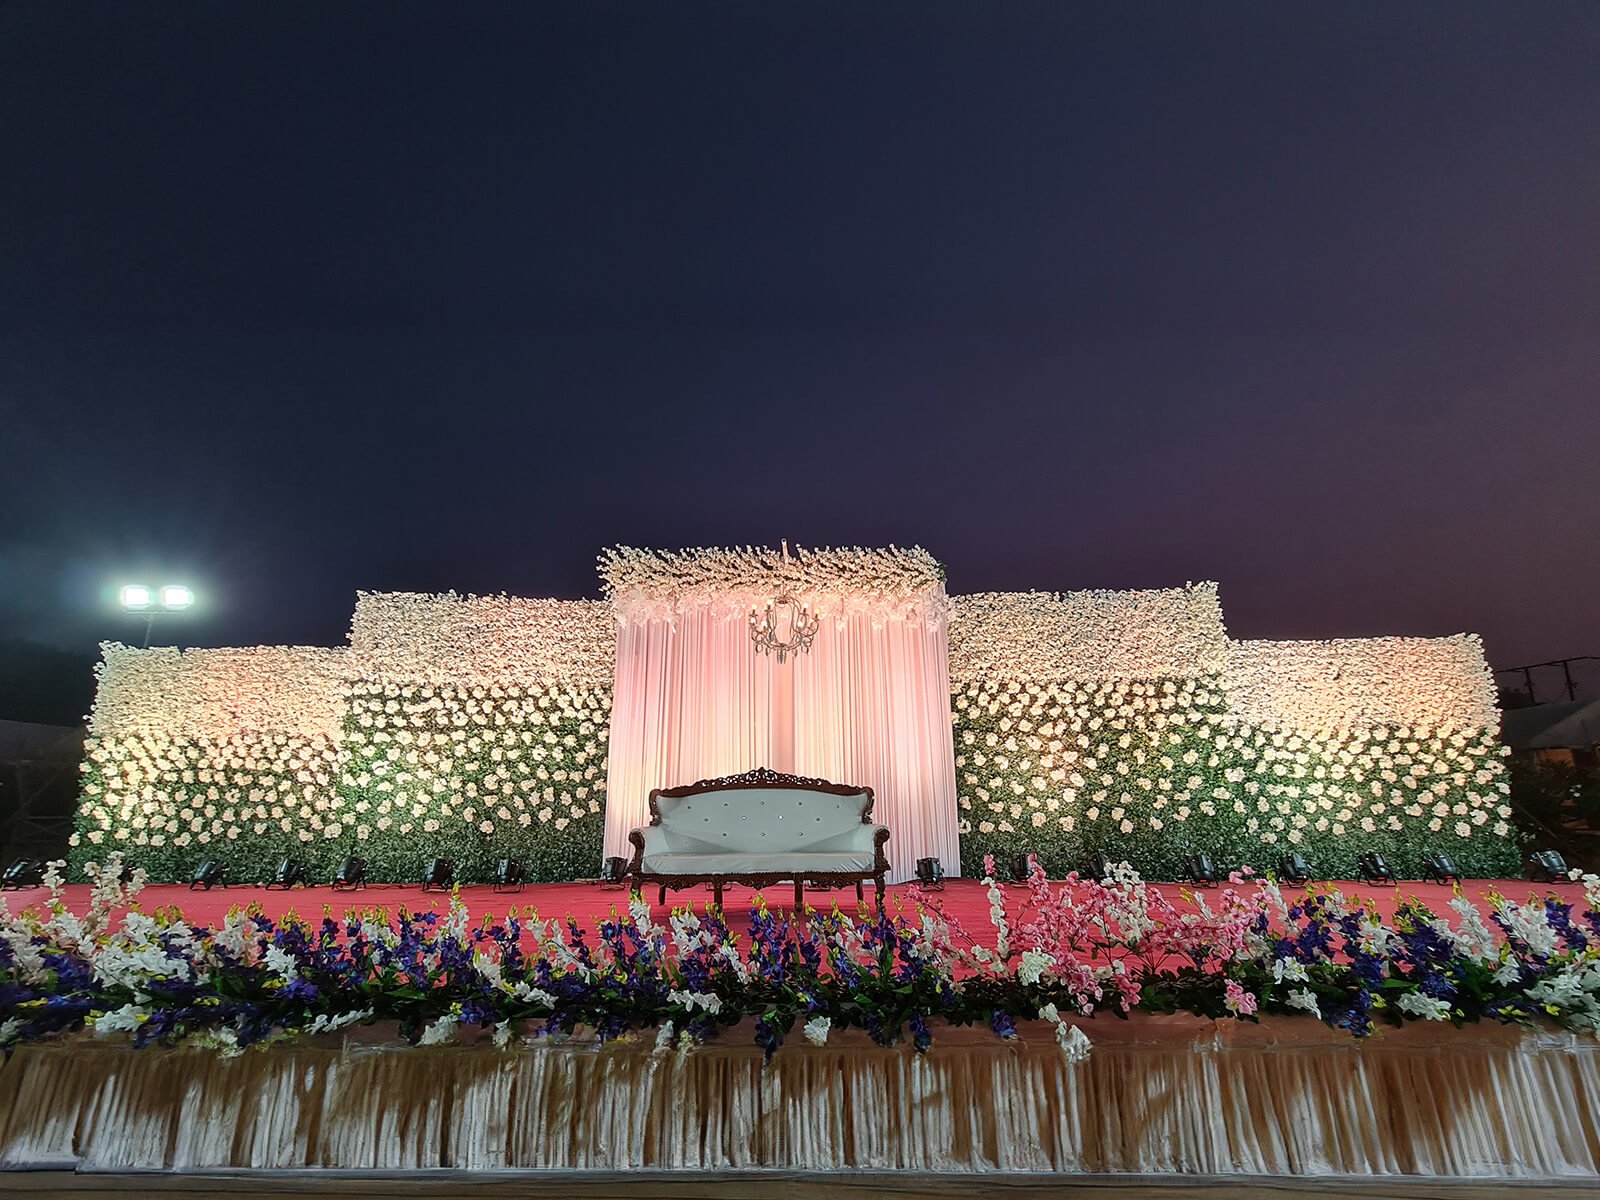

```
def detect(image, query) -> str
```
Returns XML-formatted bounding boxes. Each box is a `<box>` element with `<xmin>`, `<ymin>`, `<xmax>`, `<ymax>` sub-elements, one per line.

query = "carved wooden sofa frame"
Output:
<box><xmin>626</xmin><ymin>767</ymin><xmax>891</xmax><ymax>911</ymax></box>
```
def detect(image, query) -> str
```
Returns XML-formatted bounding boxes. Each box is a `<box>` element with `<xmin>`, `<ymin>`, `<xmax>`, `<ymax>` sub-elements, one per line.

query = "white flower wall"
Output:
<box><xmin>947</xmin><ymin>590</ymin><xmax>1516</xmax><ymax>878</ymax></box>
<box><xmin>73</xmin><ymin>594</ymin><xmax>614</xmax><ymax>883</ymax></box>
<box><xmin>338</xmin><ymin>679</ymin><xmax>609</xmax><ymax>882</ymax></box>
<box><xmin>350</xmin><ymin>591</ymin><xmax>614</xmax><ymax>687</ymax></box>
<box><xmin>948</xmin><ymin>585</ymin><xmax>1229</xmax><ymax>682</ymax></box>
<box><xmin>343</xmin><ymin>592</ymin><xmax>614</xmax><ymax>880</ymax></box>
<box><xmin>1224</xmin><ymin>636</ymin><xmax>1500</xmax><ymax>732</ymax></box>
<box><xmin>72</xmin><ymin>575</ymin><xmax>1517</xmax><ymax>884</ymax></box>
<box><xmin>72</xmin><ymin>646</ymin><xmax>350</xmax><ymax>881</ymax></box>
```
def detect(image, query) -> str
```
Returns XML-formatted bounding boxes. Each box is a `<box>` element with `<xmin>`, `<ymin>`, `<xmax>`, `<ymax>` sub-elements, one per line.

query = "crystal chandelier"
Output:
<box><xmin>749</xmin><ymin>542</ymin><xmax>820</xmax><ymax>663</ymax></box>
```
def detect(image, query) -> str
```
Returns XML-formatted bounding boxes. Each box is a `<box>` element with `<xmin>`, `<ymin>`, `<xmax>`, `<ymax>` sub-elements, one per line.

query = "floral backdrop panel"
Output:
<box><xmin>72</xmin><ymin>593</ymin><xmax>618</xmax><ymax>883</ymax></box>
<box><xmin>337</xmin><ymin>679</ymin><xmax>609</xmax><ymax>882</ymax></box>
<box><xmin>946</xmin><ymin>593</ymin><xmax>1517</xmax><ymax>879</ymax></box>
<box><xmin>71</xmin><ymin>644</ymin><xmax>351</xmax><ymax>881</ymax></box>
<box><xmin>947</xmin><ymin>584</ymin><xmax>1229</xmax><ymax>683</ymax></box>
<box><xmin>350</xmin><ymin>591</ymin><xmax>615</xmax><ymax>688</ymax></box>
<box><xmin>1220</xmin><ymin>636</ymin><xmax>1514</xmax><ymax>877</ymax></box>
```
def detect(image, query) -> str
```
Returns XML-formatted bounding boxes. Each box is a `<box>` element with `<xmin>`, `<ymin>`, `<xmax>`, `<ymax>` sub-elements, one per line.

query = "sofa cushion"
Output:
<box><xmin>640</xmin><ymin>850</ymin><xmax>877</xmax><ymax>876</ymax></box>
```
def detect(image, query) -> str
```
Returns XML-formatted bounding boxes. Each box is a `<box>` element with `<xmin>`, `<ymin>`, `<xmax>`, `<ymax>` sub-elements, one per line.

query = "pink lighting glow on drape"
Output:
<box><xmin>604</xmin><ymin>600</ymin><xmax>961</xmax><ymax>882</ymax></box>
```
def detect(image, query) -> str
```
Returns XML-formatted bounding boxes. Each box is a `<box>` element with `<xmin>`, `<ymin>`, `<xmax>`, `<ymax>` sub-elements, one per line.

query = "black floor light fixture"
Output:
<box><xmin>1277</xmin><ymin>853</ymin><xmax>1313</xmax><ymax>886</ymax></box>
<box><xmin>1184</xmin><ymin>853</ymin><xmax>1219</xmax><ymax>887</ymax></box>
<box><xmin>1421</xmin><ymin>851</ymin><xmax>1462</xmax><ymax>885</ymax></box>
<box><xmin>264</xmin><ymin>858</ymin><xmax>305</xmax><ymax>890</ymax></box>
<box><xmin>189</xmin><ymin>860</ymin><xmax>228</xmax><ymax>891</ymax></box>
<box><xmin>331</xmin><ymin>856</ymin><xmax>367</xmax><ymax>890</ymax></box>
<box><xmin>597</xmin><ymin>856</ymin><xmax>629</xmax><ymax>890</ymax></box>
<box><xmin>494</xmin><ymin>858</ymin><xmax>527</xmax><ymax>893</ymax></box>
<box><xmin>1528</xmin><ymin>849</ymin><xmax>1570</xmax><ymax>883</ymax></box>
<box><xmin>0</xmin><ymin>859</ymin><xmax>44</xmax><ymax>889</ymax></box>
<box><xmin>421</xmin><ymin>857</ymin><xmax>455</xmax><ymax>892</ymax></box>
<box><xmin>914</xmin><ymin>857</ymin><xmax>945</xmax><ymax>890</ymax></box>
<box><xmin>1358</xmin><ymin>852</ymin><xmax>1397</xmax><ymax>886</ymax></box>
<box><xmin>1010</xmin><ymin>851</ymin><xmax>1040</xmax><ymax>882</ymax></box>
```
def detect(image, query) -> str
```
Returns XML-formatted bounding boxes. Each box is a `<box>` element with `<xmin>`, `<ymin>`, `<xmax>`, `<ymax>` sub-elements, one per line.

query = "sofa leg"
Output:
<box><xmin>658</xmin><ymin>885</ymin><xmax>666</xmax><ymax>906</ymax></box>
<box><xmin>794</xmin><ymin>879</ymin><xmax>804</xmax><ymax>912</ymax></box>
<box><xmin>875</xmin><ymin>874</ymin><xmax>886</xmax><ymax>912</ymax></box>
<box><xmin>712</xmin><ymin>879</ymin><xmax>724</xmax><ymax>911</ymax></box>
<box><xmin>855</xmin><ymin>880</ymin><xmax>864</xmax><ymax>904</ymax></box>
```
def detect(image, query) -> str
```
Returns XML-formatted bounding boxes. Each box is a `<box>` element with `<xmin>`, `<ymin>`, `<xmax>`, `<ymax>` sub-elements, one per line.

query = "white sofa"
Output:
<box><xmin>626</xmin><ymin>767</ymin><xmax>890</xmax><ymax>910</ymax></box>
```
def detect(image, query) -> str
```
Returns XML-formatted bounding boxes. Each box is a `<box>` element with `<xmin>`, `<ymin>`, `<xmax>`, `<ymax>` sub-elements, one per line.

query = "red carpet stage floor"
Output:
<box><xmin>1</xmin><ymin>876</ymin><xmax>1585</xmax><ymax>933</ymax></box>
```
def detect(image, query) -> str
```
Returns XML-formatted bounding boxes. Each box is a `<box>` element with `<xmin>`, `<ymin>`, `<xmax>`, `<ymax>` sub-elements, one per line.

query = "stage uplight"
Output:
<box><xmin>1184</xmin><ymin>853</ymin><xmax>1219</xmax><ymax>887</ymax></box>
<box><xmin>1277</xmin><ymin>853</ymin><xmax>1313</xmax><ymax>886</ymax></box>
<box><xmin>1528</xmin><ymin>849</ymin><xmax>1570</xmax><ymax>883</ymax></box>
<box><xmin>1358</xmin><ymin>852</ymin><xmax>1397</xmax><ymax>885</ymax></box>
<box><xmin>1</xmin><ymin>859</ymin><xmax>45</xmax><ymax>889</ymax></box>
<box><xmin>332</xmin><ymin>856</ymin><xmax>367</xmax><ymax>890</ymax></box>
<box><xmin>120</xmin><ymin>585</ymin><xmax>153</xmax><ymax>610</ymax></box>
<box><xmin>1422</xmin><ymin>851</ymin><xmax>1462</xmax><ymax>885</ymax></box>
<box><xmin>160</xmin><ymin>585</ymin><xmax>195</xmax><ymax>610</ymax></box>
<box><xmin>421</xmin><ymin>857</ymin><xmax>455</xmax><ymax>891</ymax></box>
<box><xmin>494</xmin><ymin>858</ymin><xmax>527</xmax><ymax>893</ymax></box>
<box><xmin>915</xmin><ymin>857</ymin><xmax>945</xmax><ymax>890</ymax></box>
<box><xmin>264</xmin><ymin>858</ymin><xmax>305</xmax><ymax>890</ymax></box>
<box><xmin>1010</xmin><ymin>851</ymin><xmax>1040</xmax><ymax>882</ymax></box>
<box><xmin>189</xmin><ymin>860</ymin><xmax>228</xmax><ymax>891</ymax></box>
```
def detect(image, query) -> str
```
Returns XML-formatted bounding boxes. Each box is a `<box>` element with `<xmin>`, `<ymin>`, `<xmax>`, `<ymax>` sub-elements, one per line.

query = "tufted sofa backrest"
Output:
<box><xmin>653</xmin><ymin>786</ymin><xmax>872</xmax><ymax>854</ymax></box>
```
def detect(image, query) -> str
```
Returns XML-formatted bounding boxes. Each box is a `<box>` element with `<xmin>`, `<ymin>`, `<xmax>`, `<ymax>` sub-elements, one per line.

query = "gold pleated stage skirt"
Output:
<box><xmin>1</xmin><ymin>1019</ymin><xmax>1597</xmax><ymax>1177</ymax></box>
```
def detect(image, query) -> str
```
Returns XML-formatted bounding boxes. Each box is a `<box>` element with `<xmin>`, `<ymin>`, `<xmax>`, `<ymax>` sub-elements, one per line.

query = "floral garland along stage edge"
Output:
<box><xmin>5</xmin><ymin>854</ymin><xmax>1598</xmax><ymax>1061</ymax></box>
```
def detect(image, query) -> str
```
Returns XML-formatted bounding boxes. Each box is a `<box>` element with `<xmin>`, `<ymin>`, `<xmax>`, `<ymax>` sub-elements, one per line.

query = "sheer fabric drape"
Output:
<box><xmin>603</xmin><ymin>607</ymin><xmax>778</xmax><ymax>866</ymax></box>
<box><xmin>792</xmin><ymin>611</ymin><xmax>960</xmax><ymax>880</ymax></box>
<box><xmin>6</xmin><ymin>1023</ymin><xmax>1596</xmax><ymax>1174</ymax></box>
<box><xmin>603</xmin><ymin>603</ymin><xmax>960</xmax><ymax>881</ymax></box>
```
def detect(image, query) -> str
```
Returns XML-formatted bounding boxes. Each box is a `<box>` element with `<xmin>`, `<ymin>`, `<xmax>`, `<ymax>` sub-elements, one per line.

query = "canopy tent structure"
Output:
<box><xmin>599</xmin><ymin>546</ymin><xmax>961</xmax><ymax>882</ymax></box>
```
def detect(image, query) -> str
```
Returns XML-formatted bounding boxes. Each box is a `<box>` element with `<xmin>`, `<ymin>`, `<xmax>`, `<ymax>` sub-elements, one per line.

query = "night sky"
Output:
<box><xmin>2</xmin><ymin>4</ymin><xmax>1596</xmax><ymax>699</ymax></box>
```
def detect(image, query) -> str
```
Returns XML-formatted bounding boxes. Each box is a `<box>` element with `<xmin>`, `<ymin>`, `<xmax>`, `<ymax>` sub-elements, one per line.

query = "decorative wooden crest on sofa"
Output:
<box><xmin>650</xmin><ymin>766</ymin><xmax>876</xmax><ymax>822</ymax></box>
<box><xmin>664</xmin><ymin>765</ymin><xmax>869</xmax><ymax>795</ymax></box>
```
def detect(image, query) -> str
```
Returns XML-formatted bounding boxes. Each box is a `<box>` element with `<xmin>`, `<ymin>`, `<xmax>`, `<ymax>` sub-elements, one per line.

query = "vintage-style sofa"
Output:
<box><xmin>626</xmin><ymin>767</ymin><xmax>890</xmax><ymax>910</ymax></box>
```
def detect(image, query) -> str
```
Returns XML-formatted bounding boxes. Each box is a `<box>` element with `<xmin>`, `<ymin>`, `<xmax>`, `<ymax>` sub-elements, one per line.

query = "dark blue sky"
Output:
<box><xmin>2</xmin><ymin>3</ymin><xmax>1596</xmax><ymax>670</ymax></box>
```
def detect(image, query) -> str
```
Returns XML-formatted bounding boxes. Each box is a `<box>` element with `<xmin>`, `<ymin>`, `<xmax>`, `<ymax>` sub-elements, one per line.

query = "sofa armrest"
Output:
<box><xmin>626</xmin><ymin>827</ymin><xmax>660</xmax><ymax>875</ymax></box>
<box><xmin>871</xmin><ymin>824</ymin><xmax>891</xmax><ymax>871</ymax></box>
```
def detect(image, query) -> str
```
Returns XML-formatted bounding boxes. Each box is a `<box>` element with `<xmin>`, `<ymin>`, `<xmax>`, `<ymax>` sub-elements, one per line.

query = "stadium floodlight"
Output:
<box><xmin>118</xmin><ymin>582</ymin><xmax>195</xmax><ymax>645</ymax></box>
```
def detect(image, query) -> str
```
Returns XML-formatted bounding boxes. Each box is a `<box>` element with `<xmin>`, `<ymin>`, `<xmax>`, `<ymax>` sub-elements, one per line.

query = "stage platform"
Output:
<box><xmin>7</xmin><ymin>1172</ymin><xmax>1600</xmax><ymax>1200</ymax></box>
<box><xmin>3</xmin><ymin>1012</ymin><xmax>1597</xmax><ymax>1179</ymax></box>
<box><xmin>2</xmin><ymin>876</ymin><xmax>1596</xmax><ymax>1185</ymax></box>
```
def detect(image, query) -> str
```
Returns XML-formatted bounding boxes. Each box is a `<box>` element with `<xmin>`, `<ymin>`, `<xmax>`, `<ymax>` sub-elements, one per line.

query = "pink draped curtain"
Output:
<box><xmin>603</xmin><ymin>600</ymin><xmax>961</xmax><ymax>881</ymax></box>
<box><xmin>603</xmin><ymin>607</ymin><xmax>778</xmax><ymax>867</ymax></box>
<box><xmin>791</xmin><ymin>611</ymin><xmax>960</xmax><ymax>880</ymax></box>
